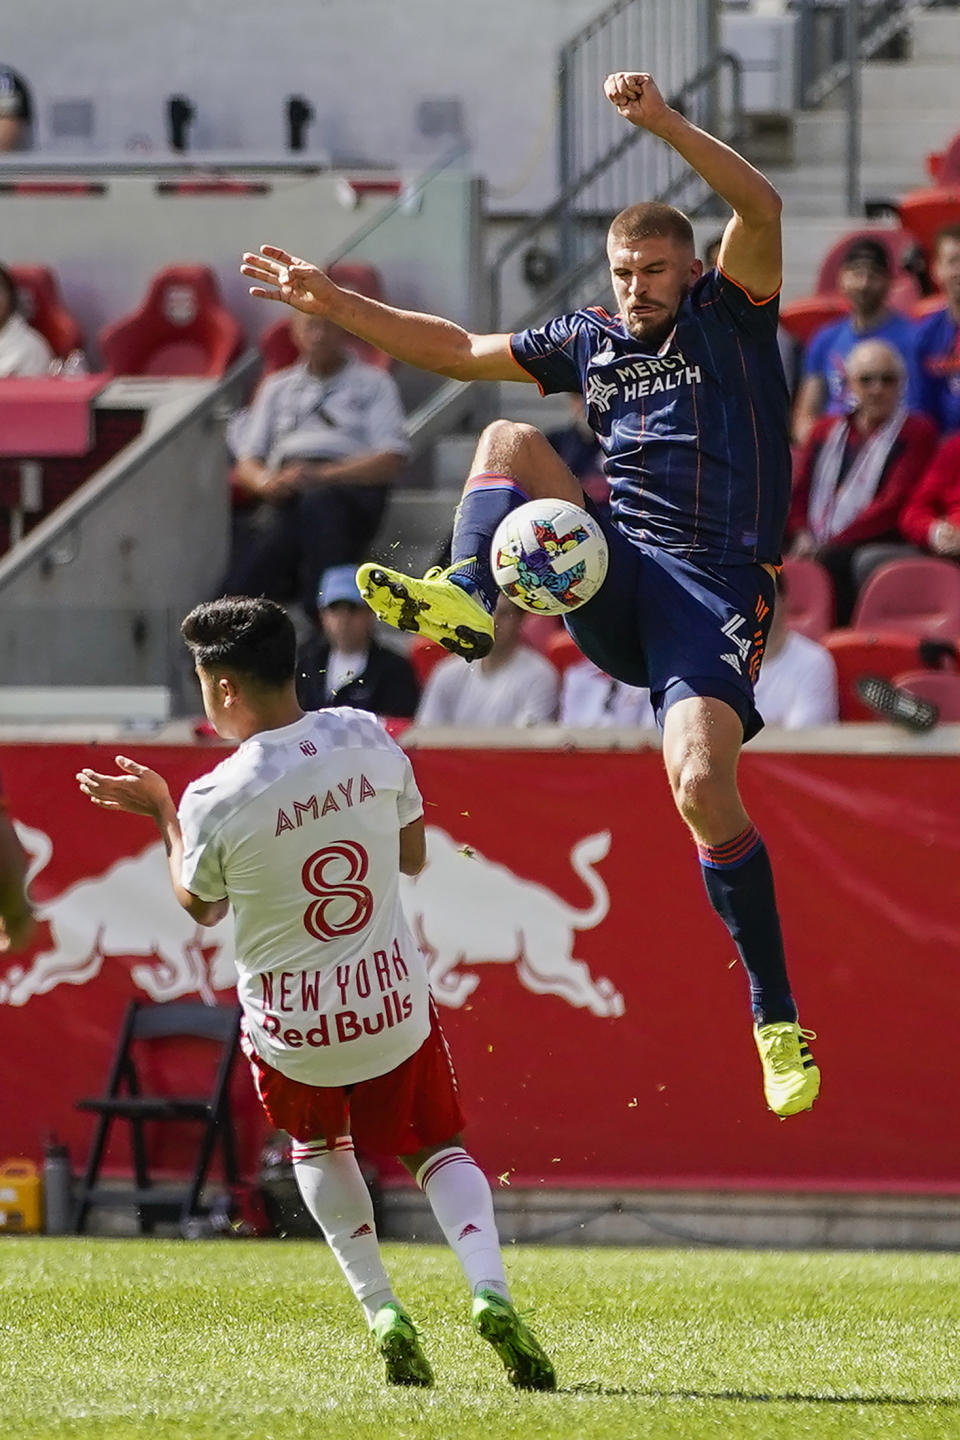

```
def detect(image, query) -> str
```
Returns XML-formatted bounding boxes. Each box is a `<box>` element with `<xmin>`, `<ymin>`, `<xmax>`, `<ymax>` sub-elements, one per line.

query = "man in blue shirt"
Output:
<box><xmin>793</xmin><ymin>237</ymin><xmax>917</xmax><ymax>445</ymax></box>
<box><xmin>911</xmin><ymin>223</ymin><xmax>960</xmax><ymax>435</ymax></box>
<box><xmin>241</xmin><ymin>70</ymin><xmax>820</xmax><ymax>1119</ymax></box>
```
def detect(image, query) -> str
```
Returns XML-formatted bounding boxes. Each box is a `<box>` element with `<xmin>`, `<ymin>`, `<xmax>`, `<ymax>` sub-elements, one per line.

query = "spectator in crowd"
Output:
<box><xmin>702</xmin><ymin>232</ymin><xmax>723</xmax><ymax>270</ymax></box>
<box><xmin>0</xmin><ymin>66</ymin><xmax>31</xmax><ymax>152</ymax></box>
<box><xmin>559</xmin><ymin>656</ymin><xmax>656</xmax><ymax>728</ymax></box>
<box><xmin>297</xmin><ymin>564</ymin><xmax>420</xmax><ymax>718</ymax></box>
<box><xmin>911</xmin><ymin>223</ymin><xmax>960</xmax><ymax>436</ymax></box>
<box><xmin>900</xmin><ymin>431</ymin><xmax>960</xmax><ymax>561</ymax></box>
<box><xmin>0</xmin><ymin>263</ymin><xmax>53</xmax><ymax>377</ymax></box>
<box><xmin>545</xmin><ymin>394</ymin><xmax>609</xmax><ymax>510</ymax></box>
<box><xmin>0</xmin><ymin>781</ymin><xmax>35</xmax><ymax>952</ymax></box>
<box><xmin>225</xmin><ymin>313</ymin><xmax>408</xmax><ymax>615</ymax></box>
<box><xmin>788</xmin><ymin>339</ymin><xmax>938</xmax><ymax>623</ymax></box>
<box><xmin>753</xmin><ymin>575</ymin><xmax>839</xmax><ymax>728</ymax></box>
<box><xmin>792</xmin><ymin>238</ymin><xmax>916</xmax><ymax>446</ymax></box>
<box><xmin>416</xmin><ymin>595</ymin><xmax>558</xmax><ymax>726</ymax></box>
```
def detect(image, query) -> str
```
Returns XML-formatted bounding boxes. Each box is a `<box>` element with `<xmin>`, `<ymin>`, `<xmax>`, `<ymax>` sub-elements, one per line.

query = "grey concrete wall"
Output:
<box><xmin>3</xmin><ymin>0</ymin><xmax>608</xmax><ymax>210</ymax></box>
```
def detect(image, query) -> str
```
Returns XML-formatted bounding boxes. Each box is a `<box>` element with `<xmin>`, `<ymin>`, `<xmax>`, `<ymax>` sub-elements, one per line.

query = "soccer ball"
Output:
<box><xmin>490</xmin><ymin>498</ymin><xmax>609</xmax><ymax>615</ymax></box>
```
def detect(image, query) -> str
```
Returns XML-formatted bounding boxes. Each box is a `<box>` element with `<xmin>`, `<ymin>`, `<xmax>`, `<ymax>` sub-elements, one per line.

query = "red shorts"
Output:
<box><xmin>244</xmin><ymin>999</ymin><xmax>465</xmax><ymax>1156</ymax></box>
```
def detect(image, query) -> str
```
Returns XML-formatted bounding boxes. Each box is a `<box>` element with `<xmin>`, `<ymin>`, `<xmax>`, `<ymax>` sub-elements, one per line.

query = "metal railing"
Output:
<box><xmin>794</xmin><ymin>0</ymin><xmax>948</xmax><ymax>216</ymax></box>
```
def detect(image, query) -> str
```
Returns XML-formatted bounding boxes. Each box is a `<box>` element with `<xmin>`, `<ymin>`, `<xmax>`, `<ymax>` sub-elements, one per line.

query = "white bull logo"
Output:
<box><xmin>402</xmin><ymin>827</ymin><xmax>624</xmax><ymax>1017</ymax></box>
<box><xmin>0</xmin><ymin>822</ymin><xmax>237</xmax><ymax>1008</ymax></box>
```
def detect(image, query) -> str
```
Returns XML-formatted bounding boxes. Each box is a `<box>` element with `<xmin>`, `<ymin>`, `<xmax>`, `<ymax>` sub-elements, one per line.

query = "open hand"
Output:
<box><xmin>603</xmin><ymin>72</ymin><xmax>671</xmax><ymax>133</ymax></box>
<box><xmin>76</xmin><ymin>756</ymin><xmax>172</xmax><ymax>818</ymax></box>
<box><xmin>241</xmin><ymin>245</ymin><xmax>337</xmax><ymax>315</ymax></box>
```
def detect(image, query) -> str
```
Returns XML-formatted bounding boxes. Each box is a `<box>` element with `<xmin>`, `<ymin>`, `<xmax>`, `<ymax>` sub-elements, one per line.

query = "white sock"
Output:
<box><xmin>416</xmin><ymin>1147</ymin><xmax>510</xmax><ymax>1300</ymax></box>
<box><xmin>293</xmin><ymin>1137</ymin><xmax>396</xmax><ymax>1325</ymax></box>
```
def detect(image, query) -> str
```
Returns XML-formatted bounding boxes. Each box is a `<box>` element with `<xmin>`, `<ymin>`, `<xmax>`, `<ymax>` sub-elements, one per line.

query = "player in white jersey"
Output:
<box><xmin>76</xmin><ymin>595</ymin><xmax>554</xmax><ymax>1392</ymax></box>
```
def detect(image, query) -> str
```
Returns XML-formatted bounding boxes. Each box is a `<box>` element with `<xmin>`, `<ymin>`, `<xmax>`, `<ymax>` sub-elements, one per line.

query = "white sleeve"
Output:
<box><xmin>397</xmin><ymin>753</ymin><xmax>424</xmax><ymax>827</ymax></box>
<box><xmin>415</xmin><ymin>660</ymin><xmax>461</xmax><ymax>725</ymax></box>
<box><xmin>178</xmin><ymin>780</ymin><xmax>229</xmax><ymax>902</ymax></box>
<box><xmin>362</xmin><ymin>371</ymin><xmax>410</xmax><ymax>458</ymax></box>
<box><xmin>518</xmin><ymin>661</ymin><xmax>559</xmax><ymax>724</ymax></box>
<box><xmin>784</xmin><ymin>648</ymin><xmax>840</xmax><ymax>728</ymax></box>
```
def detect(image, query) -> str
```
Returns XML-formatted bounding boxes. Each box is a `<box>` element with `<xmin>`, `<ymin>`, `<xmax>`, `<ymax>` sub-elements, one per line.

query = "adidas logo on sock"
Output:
<box><xmin>350</xmin><ymin>1223</ymin><xmax>373</xmax><ymax>1238</ymax></box>
<box><xmin>458</xmin><ymin>1223</ymin><xmax>480</xmax><ymax>1240</ymax></box>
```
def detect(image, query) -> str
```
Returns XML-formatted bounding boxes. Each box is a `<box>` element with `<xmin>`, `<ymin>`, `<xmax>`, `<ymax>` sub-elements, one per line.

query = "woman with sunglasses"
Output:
<box><xmin>787</xmin><ymin>339</ymin><xmax>938</xmax><ymax>623</ymax></box>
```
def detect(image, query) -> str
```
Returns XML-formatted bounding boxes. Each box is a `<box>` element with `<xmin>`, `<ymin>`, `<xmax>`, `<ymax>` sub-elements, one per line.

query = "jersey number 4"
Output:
<box><xmin>301</xmin><ymin>841</ymin><xmax>374</xmax><ymax>941</ymax></box>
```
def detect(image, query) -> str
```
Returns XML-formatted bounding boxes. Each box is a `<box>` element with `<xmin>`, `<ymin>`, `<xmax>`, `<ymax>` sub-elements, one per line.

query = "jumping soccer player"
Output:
<box><xmin>240</xmin><ymin>71</ymin><xmax>819</xmax><ymax>1118</ymax></box>
<box><xmin>76</xmin><ymin>596</ymin><xmax>554</xmax><ymax>1392</ymax></box>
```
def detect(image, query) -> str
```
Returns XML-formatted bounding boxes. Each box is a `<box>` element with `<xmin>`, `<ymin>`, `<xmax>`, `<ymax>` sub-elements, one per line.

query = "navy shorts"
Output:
<box><xmin>566</xmin><ymin>507</ymin><xmax>777</xmax><ymax>742</ymax></box>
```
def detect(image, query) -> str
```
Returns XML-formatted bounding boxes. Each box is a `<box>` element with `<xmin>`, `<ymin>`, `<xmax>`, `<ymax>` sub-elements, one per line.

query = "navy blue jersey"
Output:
<box><xmin>510</xmin><ymin>268</ymin><xmax>791</xmax><ymax>566</ymax></box>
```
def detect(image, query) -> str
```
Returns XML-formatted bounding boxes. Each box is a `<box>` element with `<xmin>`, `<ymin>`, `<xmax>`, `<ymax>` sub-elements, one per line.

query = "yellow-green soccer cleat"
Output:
<box><xmin>753</xmin><ymin>1021</ymin><xmax>820</xmax><ymax>1117</ymax></box>
<box><xmin>356</xmin><ymin>560</ymin><xmax>494</xmax><ymax>661</ymax></box>
<box><xmin>472</xmin><ymin>1289</ymin><xmax>557</xmax><ymax>1391</ymax></box>
<box><xmin>370</xmin><ymin>1303</ymin><xmax>434</xmax><ymax>1387</ymax></box>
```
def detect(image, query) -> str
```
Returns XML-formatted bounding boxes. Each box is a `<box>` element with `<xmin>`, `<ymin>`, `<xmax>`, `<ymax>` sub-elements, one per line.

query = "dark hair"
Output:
<box><xmin>0</xmin><ymin>264</ymin><xmax>18</xmax><ymax>313</ymax></box>
<box><xmin>608</xmin><ymin>202</ymin><xmax>695</xmax><ymax>251</ymax></box>
<box><xmin>841</xmin><ymin>238</ymin><xmax>891</xmax><ymax>274</ymax></box>
<box><xmin>934</xmin><ymin>222</ymin><xmax>960</xmax><ymax>254</ymax></box>
<box><xmin>180</xmin><ymin>596</ymin><xmax>296</xmax><ymax>688</ymax></box>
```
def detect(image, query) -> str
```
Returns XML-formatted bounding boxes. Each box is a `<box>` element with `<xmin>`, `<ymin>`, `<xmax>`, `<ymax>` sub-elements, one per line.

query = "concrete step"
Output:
<box><xmin>372</xmin><ymin>488</ymin><xmax>459</xmax><ymax>575</ymax></box>
<box><xmin>910</xmin><ymin>9</ymin><xmax>960</xmax><ymax>62</ymax></box>
<box><xmin>793</xmin><ymin>108</ymin><xmax>960</xmax><ymax>167</ymax></box>
<box><xmin>780</xmin><ymin>217</ymin><xmax>873</xmax><ymax>298</ymax></box>
<box><xmin>861</xmin><ymin>59</ymin><xmax>960</xmax><ymax>109</ymax></box>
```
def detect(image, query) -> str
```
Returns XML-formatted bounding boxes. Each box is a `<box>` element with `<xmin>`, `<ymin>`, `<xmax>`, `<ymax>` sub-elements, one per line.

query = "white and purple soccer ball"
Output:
<box><xmin>490</xmin><ymin>498</ymin><xmax>609</xmax><ymax>616</ymax></box>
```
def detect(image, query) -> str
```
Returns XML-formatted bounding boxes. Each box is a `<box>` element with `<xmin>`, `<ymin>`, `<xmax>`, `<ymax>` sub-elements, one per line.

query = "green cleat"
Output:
<box><xmin>356</xmin><ymin>560</ymin><xmax>494</xmax><ymax>662</ymax></box>
<box><xmin>370</xmin><ymin>1303</ymin><xmax>434</xmax><ymax>1387</ymax></box>
<box><xmin>754</xmin><ymin>1021</ymin><xmax>820</xmax><ymax>1117</ymax></box>
<box><xmin>471</xmin><ymin>1289</ymin><xmax>556</xmax><ymax>1391</ymax></box>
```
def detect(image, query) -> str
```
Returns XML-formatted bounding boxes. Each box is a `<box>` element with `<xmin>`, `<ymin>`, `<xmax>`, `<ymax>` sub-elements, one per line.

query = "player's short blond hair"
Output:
<box><xmin>607</xmin><ymin>202</ymin><xmax>695</xmax><ymax>252</ymax></box>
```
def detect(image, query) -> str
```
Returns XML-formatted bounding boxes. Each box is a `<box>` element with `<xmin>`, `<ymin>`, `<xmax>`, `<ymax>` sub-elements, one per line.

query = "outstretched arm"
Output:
<box><xmin>604</xmin><ymin>71</ymin><xmax>782</xmax><ymax>301</ymax></box>
<box><xmin>240</xmin><ymin>248</ymin><xmax>532</xmax><ymax>383</ymax></box>
<box><xmin>77</xmin><ymin>757</ymin><xmax>229</xmax><ymax>927</ymax></box>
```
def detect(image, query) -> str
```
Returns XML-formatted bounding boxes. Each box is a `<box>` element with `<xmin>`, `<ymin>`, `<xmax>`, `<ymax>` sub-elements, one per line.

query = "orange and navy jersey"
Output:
<box><xmin>509</xmin><ymin>268</ymin><xmax>791</xmax><ymax>567</ymax></box>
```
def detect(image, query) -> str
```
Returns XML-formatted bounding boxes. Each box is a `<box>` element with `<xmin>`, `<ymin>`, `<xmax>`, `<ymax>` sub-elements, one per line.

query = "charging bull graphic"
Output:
<box><xmin>0</xmin><ymin>822</ymin><xmax>237</xmax><ymax>1008</ymax></box>
<box><xmin>1</xmin><ymin>822</ymin><xmax>623</xmax><ymax>1019</ymax></box>
<box><xmin>401</xmin><ymin>826</ymin><xmax>624</xmax><ymax>1017</ymax></box>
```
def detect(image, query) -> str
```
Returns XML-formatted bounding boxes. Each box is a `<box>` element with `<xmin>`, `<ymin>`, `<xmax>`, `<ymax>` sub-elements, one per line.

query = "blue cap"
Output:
<box><xmin>318</xmin><ymin>564</ymin><xmax>364</xmax><ymax>607</ymax></box>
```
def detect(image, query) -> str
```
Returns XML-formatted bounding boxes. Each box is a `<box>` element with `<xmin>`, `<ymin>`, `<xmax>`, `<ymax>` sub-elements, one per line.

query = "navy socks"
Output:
<box><xmin>448</xmin><ymin>472</ymin><xmax>528</xmax><ymax>612</ymax></box>
<box><xmin>698</xmin><ymin>824</ymin><xmax>797</xmax><ymax>1026</ymax></box>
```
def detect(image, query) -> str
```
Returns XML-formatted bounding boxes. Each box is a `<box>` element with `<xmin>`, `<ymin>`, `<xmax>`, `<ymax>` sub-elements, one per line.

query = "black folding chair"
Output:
<box><xmin>74</xmin><ymin>1000</ymin><xmax>242</xmax><ymax>1234</ymax></box>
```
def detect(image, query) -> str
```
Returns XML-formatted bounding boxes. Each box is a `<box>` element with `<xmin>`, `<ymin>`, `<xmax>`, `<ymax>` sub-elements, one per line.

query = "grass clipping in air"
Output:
<box><xmin>2</xmin><ymin>1239</ymin><xmax>959</xmax><ymax>1439</ymax></box>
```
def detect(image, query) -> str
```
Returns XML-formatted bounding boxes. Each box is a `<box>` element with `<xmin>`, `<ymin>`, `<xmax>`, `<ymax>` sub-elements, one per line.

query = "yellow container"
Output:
<box><xmin>0</xmin><ymin>1159</ymin><xmax>42</xmax><ymax>1233</ymax></box>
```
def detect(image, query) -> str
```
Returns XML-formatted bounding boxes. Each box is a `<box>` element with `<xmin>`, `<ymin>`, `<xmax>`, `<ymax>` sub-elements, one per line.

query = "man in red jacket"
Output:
<box><xmin>788</xmin><ymin>339</ymin><xmax>938</xmax><ymax>622</ymax></box>
<box><xmin>900</xmin><ymin>434</ymin><xmax>960</xmax><ymax>559</ymax></box>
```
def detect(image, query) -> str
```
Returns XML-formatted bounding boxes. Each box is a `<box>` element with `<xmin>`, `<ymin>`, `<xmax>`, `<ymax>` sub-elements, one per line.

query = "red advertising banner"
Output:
<box><xmin>1</xmin><ymin>742</ymin><xmax>958</xmax><ymax>1191</ymax></box>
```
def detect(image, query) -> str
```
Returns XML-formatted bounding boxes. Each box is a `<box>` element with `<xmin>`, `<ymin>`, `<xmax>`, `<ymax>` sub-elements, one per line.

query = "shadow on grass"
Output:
<box><xmin>566</xmin><ymin>1384</ymin><xmax>960</xmax><ymax>1407</ymax></box>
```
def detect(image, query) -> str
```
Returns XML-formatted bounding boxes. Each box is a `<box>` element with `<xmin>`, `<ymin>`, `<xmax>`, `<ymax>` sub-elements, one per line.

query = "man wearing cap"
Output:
<box><xmin>297</xmin><ymin>564</ymin><xmax>420</xmax><ymax>719</ymax></box>
<box><xmin>793</xmin><ymin>237</ymin><xmax>917</xmax><ymax>446</ymax></box>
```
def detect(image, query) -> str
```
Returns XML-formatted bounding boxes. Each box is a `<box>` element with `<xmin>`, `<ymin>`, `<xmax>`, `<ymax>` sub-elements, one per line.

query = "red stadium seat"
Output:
<box><xmin>778</xmin><ymin>294</ymin><xmax>849</xmax><ymax>347</ymax></box>
<box><xmin>781</xmin><ymin>557</ymin><xmax>835</xmax><ymax>640</ymax></box>
<box><xmin>896</xmin><ymin>187</ymin><xmax>960</xmax><ymax>264</ymax></box>
<box><xmin>823</xmin><ymin>630</ymin><xmax>922</xmax><ymax>720</ymax></box>
<box><xmin>10</xmin><ymin>264</ymin><xmax>83</xmax><ymax>358</ymax></box>
<box><xmin>98</xmin><ymin>265</ymin><xmax>245</xmax><ymax>378</ymax></box>
<box><xmin>545</xmin><ymin>628</ymin><xmax>586</xmax><ymax>676</ymax></box>
<box><xmin>520</xmin><ymin>613</ymin><xmax>563</xmax><ymax>656</ymax></box>
<box><xmin>258</xmin><ymin>258</ymin><xmax>391</xmax><ymax>374</ymax></box>
<box><xmin>407</xmin><ymin>634</ymin><xmax>449</xmax><ymax>686</ymax></box>
<box><xmin>927</xmin><ymin>132</ymin><xmax>960</xmax><ymax>187</ymax></box>
<box><xmin>852</xmin><ymin>557</ymin><xmax>960</xmax><ymax>640</ymax></box>
<box><xmin>814</xmin><ymin>227</ymin><xmax>920</xmax><ymax>294</ymax></box>
<box><xmin>892</xmin><ymin>668</ymin><xmax>960</xmax><ymax>720</ymax></box>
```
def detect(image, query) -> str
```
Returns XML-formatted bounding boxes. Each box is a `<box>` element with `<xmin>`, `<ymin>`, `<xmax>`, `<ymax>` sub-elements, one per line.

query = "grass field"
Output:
<box><xmin>2</xmin><ymin>1239</ymin><xmax>959</xmax><ymax>1439</ymax></box>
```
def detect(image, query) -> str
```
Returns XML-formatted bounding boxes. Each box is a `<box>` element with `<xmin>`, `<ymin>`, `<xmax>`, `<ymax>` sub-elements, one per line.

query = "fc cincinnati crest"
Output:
<box><xmin>585</xmin><ymin>374</ymin><xmax>618</xmax><ymax>414</ymax></box>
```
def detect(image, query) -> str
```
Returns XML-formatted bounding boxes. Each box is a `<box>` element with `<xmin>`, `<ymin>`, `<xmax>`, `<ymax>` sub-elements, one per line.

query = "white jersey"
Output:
<box><xmin>179</xmin><ymin>708</ymin><xmax>429</xmax><ymax>1086</ymax></box>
